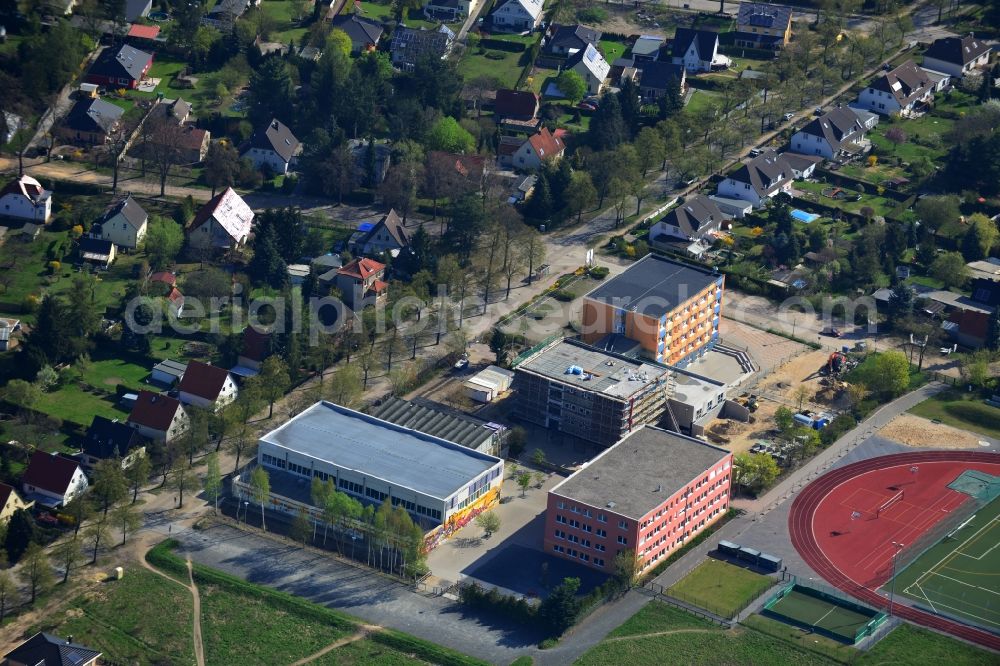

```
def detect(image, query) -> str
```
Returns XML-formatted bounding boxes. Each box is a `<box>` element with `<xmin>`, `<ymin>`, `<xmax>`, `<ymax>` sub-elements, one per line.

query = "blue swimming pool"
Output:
<box><xmin>791</xmin><ymin>209</ymin><xmax>820</xmax><ymax>223</ymax></box>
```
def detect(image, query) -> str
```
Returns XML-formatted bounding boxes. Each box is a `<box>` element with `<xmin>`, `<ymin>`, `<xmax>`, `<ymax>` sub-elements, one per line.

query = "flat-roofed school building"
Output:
<box><xmin>581</xmin><ymin>254</ymin><xmax>724</xmax><ymax>368</ymax></box>
<box><xmin>243</xmin><ymin>401</ymin><xmax>504</xmax><ymax>546</ymax></box>
<box><xmin>543</xmin><ymin>425</ymin><xmax>732</xmax><ymax>572</ymax></box>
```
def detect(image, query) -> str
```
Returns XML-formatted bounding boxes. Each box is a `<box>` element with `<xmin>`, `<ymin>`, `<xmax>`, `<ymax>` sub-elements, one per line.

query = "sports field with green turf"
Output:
<box><xmin>767</xmin><ymin>590</ymin><xmax>876</xmax><ymax>643</ymax></box>
<box><xmin>887</xmin><ymin>495</ymin><xmax>1000</xmax><ymax>632</ymax></box>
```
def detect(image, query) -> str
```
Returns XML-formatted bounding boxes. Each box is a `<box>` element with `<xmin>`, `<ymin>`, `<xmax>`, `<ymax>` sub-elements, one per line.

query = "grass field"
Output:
<box><xmin>856</xmin><ymin>623</ymin><xmax>998</xmax><ymax>665</ymax></box>
<box><xmin>766</xmin><ymin>590</ymin><xmax>876</xmax><ymax>643</ymax></box>
<box><xmin>741</xmin><ymin>614</ymin><xmax>858</xmax><ymax>663</ymax></box>
<box><xmin>307</xmin><ymin>638</ymin><xmax>428</xmax><ymax>665</ymax></box>
<box><xmin>794</xmin><ymin>180</ymin><xmax>898</xmax><ymax>217</ymax></box>
<box><xmin>458</xmin><ymin>49</ymin><xmax>524</xmax><ymax>89</ymax></box>
<box><xmin>888</xmin><ymin>495</ymin><xmax>1000</xmax><ymax>632</ymax></box>
<box><xmin>576</xmin><ymin>601</ymin><xmax>842</xmax><ymax>665</ymax></box>
<box><xmin>908</xmin><ymin>391</ymin><xmax>1000</xmax><ymax>440</ymax></box>
<box><xmin>666</xmin><ymin>559</ymin><xmax>773</xmax><ymax>618</ymax></box>
<box><xmin>35</xmin><ymin>568</ymin><xmax>196</xmax><ymax>666</ymax></box>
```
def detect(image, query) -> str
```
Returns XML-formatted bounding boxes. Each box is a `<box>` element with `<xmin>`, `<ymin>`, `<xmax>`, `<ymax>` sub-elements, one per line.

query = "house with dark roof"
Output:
<box><xmin>21</xmin><ymin>451</ymin><xmax>89</xmax><ymax>508</ymax></box>
<box><xmin>86</xmin><ymin>44</ymin><xmax>153</xmax><ymax>90</ymax></box>
<box><xmin>81</xmin><ymin>415</ymin><xmax>147</xmax><ymax>469</ymax></box>
<box><xmin>716</xmin><ymin>150</ymin><xmax>794</xmax><ymax>207</ymax></box>
<box><xmin>856</xmin><ymin>60</ymin><xmax>936</xmax><ymax>116</ymax></box>
<box><xmin>3</xmin><ymin>632</ymin><xmax>102</xmax><ymax>666</ymax></box>
<box><xmin>336</xmin><ymin>257</ymin><xmax>388</xmax><ymax>309</ymax></box>
<box><xmin>671</xmin><ymin>28</ymin><xmax>721</xmax><ymax>73</ymax></box>
<box><xmin>567</xmin><ymin>43</ymin><xmax>610</xmax><ymax>95</ymax></box>
<box><xmin>0</xmin><ymin>482</ymin><xmax>33</xmax><ymax>524</ymax></box>
<box><xmin>151</xmin><ymin>358</ymin><xmax>187</xmax><ymax>385</ymax></box>
<box><xmin>390</xmin><ymin>25</ymin><xmax>455</xmax><ymax>72</ymax></box>
<box><xmin>509</xmin><ymin>127</ymin><xmax>565</xmax><ymax>171</ymax></box>
<box><xmin>126</xmin><ymin>0</ymin><xmax>153</xmax><ymax>22</ymax></box>
<box><xmin>188</xmin><ymin>187</ymin><xmax>254</xmax><ymax>250</ymax></box>
<box><xmin>790</xmin><ymin>106</ymin><xmax>868</xmax><ymax>159</ymax></box>
<box><xmin>349</xmin><ymin>209</ymin><xmax>411</xmax><ymax>257</ymax></box>
<box><xmin>495</xmin><ymin>89</ymin><xmax>541</xmax><ymax>121</ymax></box>
<box><xmin>0</xmin><ymin>175</ymin><xmax>52</xmax><ymax>222</ymax></box>
<box><xmin>424</xmin><ymin>0</ymin><xmax>472</xmax><ymax>21</ymax></box>
<box><xmin>922</xmin><ymin>34</ymin><xmax>992</xmax><ymax>78</ymax></box>
<box><xmin>650</xmin><ymin>195</ymin><xmax>727</xmax><ymax>256</ymax></box>
<box><xmin>329</xmin><ymin>13</ymin><xmax>384</xmax><ymax>53</ymax></box>
<box><xmin>546</xmin><ymin>24</ymin><xmax>601</xmax><ymax>56</ymax></box>
<box><xmin>128</xmin><ymin>390</ymin><xmax>189</xmax><ymax>442</ymax></box>
<box><xmin>781</xmin><ymin>152</ymin><xmax>822</xmax><ymax>179</ymax></box>
<box><xmin>77</xmin><ymin>236</ymin><xmax>117</xmax><ymax>268</ymax></box>
<box><xmin>58</xmin><ymin>97</ymin><xmax>124</xmax><ymax>145</ymax></box>
<box><xmin>178</xmin><ymin>360</ymin><xmax>239</xmax><ymax>411</ymax></box>
<box><xmin>241</xmin><ymin>118</ymin><xmax>300</xmax><ymax>175</ymax></box>
<box><xmin>237</xmin><ymin>326</ymin><xmax>272</xmax><ymax>372</ymax></box>
<box><xmin>635</xmin><ymin>60</ymin><xmax>687</xmax><ymax>102</ymax></box>
<box><xmin>735</xmin><ymin>2</ymin><xmax>792</xmax><ymax>49</ymax></box>
<box><xmin>203</xmin><ymin>0</ymin><xmax>259</xmax><ymax>30</ymax></box>
<box><xmin>93</xmin><ymin>194</ymin><xmax>147</xmax><ymax>249</ymax></box>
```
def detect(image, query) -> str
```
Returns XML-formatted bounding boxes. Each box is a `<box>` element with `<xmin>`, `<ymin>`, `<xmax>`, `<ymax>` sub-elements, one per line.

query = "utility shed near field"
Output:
<box><xmin>465</xmin><ymin>365</ymin><xmax>515</xmax><ymax>403</ymax></box>
<box><xmin>151</xmin><ymin>359</ymin><xmax>187</xmax><ymax>386</ymax></box>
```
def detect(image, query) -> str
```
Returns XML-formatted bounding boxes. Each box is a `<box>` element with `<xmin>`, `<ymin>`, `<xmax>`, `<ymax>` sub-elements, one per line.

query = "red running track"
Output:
<box><xmin>788</xmin><ymin>451</ymin><xmax>1000</xmax><ymax>651</ymax></box>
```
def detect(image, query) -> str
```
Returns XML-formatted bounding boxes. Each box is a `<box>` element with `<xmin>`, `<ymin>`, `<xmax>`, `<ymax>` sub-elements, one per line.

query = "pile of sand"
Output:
<box><xmin>879</xmin><ymin>414</ymin><xmax>983</xmax><ymax>449</ymax></box>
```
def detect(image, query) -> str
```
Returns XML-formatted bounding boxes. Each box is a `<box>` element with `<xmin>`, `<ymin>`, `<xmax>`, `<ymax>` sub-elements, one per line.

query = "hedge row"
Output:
<box><xmin>479</xmin><ymin>38</ymin><xmax>526</xmax><ymax>52</ymax></box>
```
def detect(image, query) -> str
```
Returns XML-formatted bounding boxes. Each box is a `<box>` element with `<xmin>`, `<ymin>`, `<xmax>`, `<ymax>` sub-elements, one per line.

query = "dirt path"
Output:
<box><xmin>288</xmin><ymin>624</ymin><xmax>381</xmax><ymax>666</ymax></box>
<box><xmin>603</xmin><ymin>627</ymin><xmax>722</xmax><ymax>642</ymax></box>
<box><xmin>879</xmin><ymin>413</ymin><xmax>985</xmax><ymax>449</ymax></box>
<box><xmin>138</xmin><ymin>545</ymin><xmax>206</xmax><ymax>666</ymax></box>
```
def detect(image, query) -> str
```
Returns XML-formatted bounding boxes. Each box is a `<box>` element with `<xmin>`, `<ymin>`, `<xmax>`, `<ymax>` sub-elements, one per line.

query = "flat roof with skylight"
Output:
<box><xmin>550</xmin><ymin>425</ymin><xmax>730</xmax><ymax>520</ymax></box>
<box><xmin>516</xmin><ymin>338</ymin><xmax>670</xmax><ymax>399</ymax></box>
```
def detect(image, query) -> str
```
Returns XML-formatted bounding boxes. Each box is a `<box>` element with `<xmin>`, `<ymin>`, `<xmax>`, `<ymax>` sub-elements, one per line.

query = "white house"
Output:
<box><xmin>21</xmin><ymin>451</ymin><xmax>89</xmax><ymax>508</ymax></box>
<box><xmin>856</xmin><ymin>60</ymin><xmax>935</xmax><ymax>116</ymax></box>
<box><xmin>716</xmin><ymin>150</ymin><xmax>794</xmax><ymax>208</ymax></box>
<box><xmin>511</xmin><ymin>127</ymin><xmax>565</xmax><ymax>171</ymax></box>
<box><xmin>188</xmin><ymin>187</ymin><xmax>254</xmax><ymax>250</ymax></box>
<box><xmin>922</xmin><ymin>34</ymin><xmax>992</xmax><ymax>78</ymax></box>
<box><xmin>93</xmin><ymin>194</ymin><xmax>148</xmax><ymax>250</ymax></box>
<box><xmin>651</xmin><ymin>195</ymin><xmax>726</xmax><ymax>243</ymax></box>
<box><xmin>567</xmin><ymin>43</ymin><xmax>610</xmax><ymax>95</ymax></box>
<box><xmin>0</xmin><ymin>175</ymin><xmax>52</xmax><ymax>222</ymax></box>
<box><xmin>128</xmin><ymin>390</ymin><xmax>189</xmax><ymax>442</ymax></box>
<box><xmin>670</xmin><ymin>28</ymin><xmax>720</xmax><ymax>74</ymax></box>
<box><xmin>790</xmin><ymin>106</ymin><xmax>867</xmax><ymax>159</ymax></box>
<box><xmin>241</xmin><ymin>118</ymin><xmax>300</xmax><ymax>175</ymax></box>
<box><xmin>178</xmin><ymin>360</ymin><xmax>239</xmax><ymax>411</ymax></box>
<box><xmin>491</xmin><ymin>0</ymin><xmax>544</xmax><ymax>32</ymax></box>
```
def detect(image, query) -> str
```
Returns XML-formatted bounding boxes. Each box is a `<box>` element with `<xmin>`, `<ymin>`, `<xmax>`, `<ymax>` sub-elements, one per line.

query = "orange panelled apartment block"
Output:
<box><xmin>581</xmin><ymin>255</ymin><xmax>725</xmax><ymax>368</ymax></box>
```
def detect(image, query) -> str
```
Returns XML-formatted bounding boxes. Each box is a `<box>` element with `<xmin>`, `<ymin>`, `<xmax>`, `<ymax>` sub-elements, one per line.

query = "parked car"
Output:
<box><xmin>821</xmin><ymin>327</ymin><xmax>842</xmax><ymax>337</ymax></box>
<box><xmin>577</xmin><ymin>102</ymin><xmax>596</xmax><ymax>111</ymax></box>
<box><xmin>453</xmin><ymin>355</ymin><xmax>469</xmax><ymax>371</ymax></box>
<box><xmin>782</xmin><ymin>112</ymin><xmax>794</xmax><ymax>121</ymax></box>
<box><xmin>813</xmin><ymin>107</ymin><xmax>824</xmax><ymax>116</ymax></box>
<box><xmin>748</xmin><ymin>148</ymin><xmax>762</xmax><ymax>157</ymax></box>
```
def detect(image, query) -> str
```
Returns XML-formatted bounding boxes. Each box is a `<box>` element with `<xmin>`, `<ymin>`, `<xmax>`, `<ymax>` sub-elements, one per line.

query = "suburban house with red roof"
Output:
<box><xmin>509</xmin><ymin>127</ymin><xmax>565</xmax><ymax>171</ymax></box>
<box><xmin>0</xmin><ymin>175</ymin><xmax>52</xmax><ymax>222</ymax></box>
<box><xmin>178</xmin><ymin>360</ymin><xmax>239</xmax><ymax>411</ymax></box>
<box><xmin>21</xmin><ymin>451</ymin><xmax>89</xmax><ymax>509</ymax></box>
<box><xmin>188</xmin><ymin>187</ymin><xmax>254</xmax><ymax>250</ymax></box>
<box><xmin>128</xmin><ymin>390</ymin><xmax>189</xmax><ymax>442</ymax></box>
<box><xmin>85</xmin><ymin>44</ymin><xmax>153</xmax><ymax>90</ymax></box>
<box><xmin>0</xmin><ymin>482</ymin><xmax>33</xmax><ymax>524</ymax></box>
<box><xmin>336</xmin><ymin>257</ymin><xmax>388</xmax><ymax>309</ymax></box>
<box><xmin>348</xmin><ymin>209</ymin><xmax>410</xmax><ymax>257</ymax></box>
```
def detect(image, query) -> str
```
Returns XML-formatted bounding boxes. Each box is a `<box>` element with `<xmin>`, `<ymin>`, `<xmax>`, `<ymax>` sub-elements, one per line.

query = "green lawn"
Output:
<box><xmin>666</xmin><ymin>559</ymin><xmax>773</xmax><ymax>618</ymax></box>
<box><xmin>869</xmin><ymin>114</ymin><xmax>954</xmax><ymax>163</ymax></box>
<box><xmin>458</xmin><ymin>49</ymin><xmax>524</xmax><ymax>89</ymax></box>
<box><xmin>33</xmin><ymin>568</ymin><xmax>196</xmax><ymax>666</ymax></box>
<box><xmin>794</xmin><ymin>180</ymin><xmax>898</xmax><ymax>217</ymax></box>
<box><xmin>259</xmin><ymin>0</ymin><xmax>310</xmax><ymax>43</ymax></box>
<box><xmin>575</xmin><ymin>601</ymin><xmax>840</xmax><ymax>665</ymax></box>
<box><xmin>35</xmin><ymin>382</ymin><xmax>131</xmax><ymax>426</ymax></box>
<box><xmin>684</xmin><ymin>89</ymin><xmax>720</xmax><ymax>118</ymax></box>
<box><xmin>308</xmin><ymin>638</ymin><xmax>428</xmax><ymax>665</ymax></box>
<box><xmin>741</xmin><ymin>614</ymin><xmax>858</xmax><ymax>663</ymax></box>
<box><xmin>856</xmin><ymin>624</ymin><xmax>997</xmax><ymax>666</ymax></box>
<box><xmin>599</xmin><ymin>40</ymin><xmax>627</xmax><ymax>63</ymax></box>
<box><xmin>356</xmin><ymin>1</ymin><xmax>394</xmax><ymax>21</ymax></box>
<box><xmin>908</xmin><ymin>390</ymin><xmax>1000</xmax><ymax>440</ymax></box>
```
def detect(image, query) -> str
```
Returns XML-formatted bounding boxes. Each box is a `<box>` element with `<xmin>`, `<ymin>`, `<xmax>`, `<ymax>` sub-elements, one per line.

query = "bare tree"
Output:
<box><xmin>147</xmin><ymin>118</ymin><xmax>183</xmax><ymax>196</ymax></box>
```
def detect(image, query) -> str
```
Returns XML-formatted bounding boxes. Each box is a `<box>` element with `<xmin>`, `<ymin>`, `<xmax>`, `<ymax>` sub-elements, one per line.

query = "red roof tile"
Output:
<box><xmin>22</xmin><ymin>451</ymin><xmax>81</xmax><ymax>495</ymax></box>
<box><xmin>337</xmin><ymin>257</ymin><xmax>385</xmax><ymax>280</ymax></box>
<box><xmin>527</xmin><ymin>127</ymin><xmax>564</xmax><ymax>160</ymax></box>
<box><xmin>149</xmin><ymin>271</ymin><xmax>177</xmax><ymax>286</ymax></box>
<box><xmin>241</xmin><ymin>327</ymin><xmax>272</xmax><ymax>363</ymax></box>
<box><xmin>495</xmin><ymin>89</ymin><xmax>540</xmax><ymax>119</ymax></box>
<box><xmin>178</xmin><ymin>360</ymin><xmax>230</xmax><ymax>402</ymax></box>
<box><xmin>0</xmin><ymin>482</ymin><xmax>17</xmax><ymax>509</ymax></box>
<box><xmin>128</xmin><ymin>390</ymin><xmax>182</xmax><ymax>431</ymax></box>
<box><xmin>371</xmin><ymin>279</ymin><xmax>389</xmax><ymax>293</ymax></box>
<box><xmin>127</xmin><ymin>24</ymin><xmax>160</xmax><ymax>39</ymax></box>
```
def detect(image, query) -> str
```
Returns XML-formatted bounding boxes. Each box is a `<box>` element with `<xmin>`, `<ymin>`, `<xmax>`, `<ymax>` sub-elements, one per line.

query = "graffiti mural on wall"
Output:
<box><xmin>424</xmin><ymin>487</ymin><xmax>502</xmax><ymax>551</ymax></box>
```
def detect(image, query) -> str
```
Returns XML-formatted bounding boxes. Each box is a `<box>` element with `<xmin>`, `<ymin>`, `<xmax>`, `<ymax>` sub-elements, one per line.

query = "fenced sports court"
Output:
<box><xmin>762</xmin><ymin>584</ymin><xmax>887</xmax><ymax>644</ymax></box>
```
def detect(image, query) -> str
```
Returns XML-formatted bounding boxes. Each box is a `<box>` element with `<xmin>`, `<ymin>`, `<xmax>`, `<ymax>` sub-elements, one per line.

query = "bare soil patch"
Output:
<box><xmin>879</xmin><ymin>414</ymin><xmax>984</xmax><ymax>449</ymax></box>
